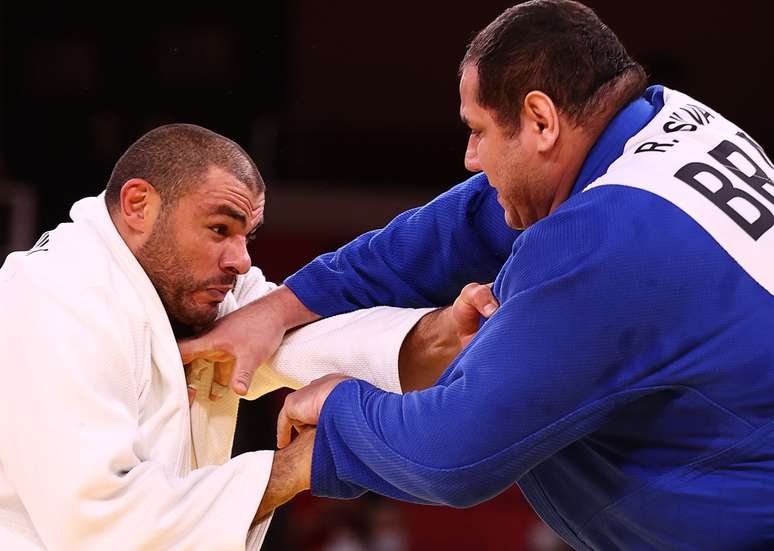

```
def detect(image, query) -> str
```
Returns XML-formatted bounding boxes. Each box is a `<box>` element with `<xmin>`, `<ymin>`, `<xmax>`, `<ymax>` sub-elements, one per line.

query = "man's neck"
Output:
<box><xmin>554</xmin><ymin>73</ymin><xmax>648</xmax><ymax>208</ymax></box>
<box><xmin>548</xmin><ymin>124</ymin><xmax>599</xmax><ymax>215</ymax></box>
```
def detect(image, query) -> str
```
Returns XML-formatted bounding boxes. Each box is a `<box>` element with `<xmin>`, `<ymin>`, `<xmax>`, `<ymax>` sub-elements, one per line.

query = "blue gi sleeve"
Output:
<box><xmin>309</xmin><ymin>188</ymin><xmax>690</xmax><ymax>507</ymax></box>
<box><xmin>284</xmin><ymin>172</ymin><xmax>520</xmax><ymax>316</ymax></box>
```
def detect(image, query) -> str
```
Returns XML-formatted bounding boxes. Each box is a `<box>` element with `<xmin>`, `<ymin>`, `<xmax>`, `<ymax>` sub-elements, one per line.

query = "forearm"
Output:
<box><xmin>253</xmin><ymin>429</ymin><xmax>314</xmax><ymax>523</ymax></box>
<box><xmin>260</xmin><ymin>284</ymin><xmax>320</xmax><ymax>331</ymax></box>
<box><xmin>398</xmin><ymin>307</ymin><xmax>462</xmax><ymax>392</ymax></box>
<box><xmin>311</xmin><ymin>380</ymin><xmax>527</xmax><ymax>508</ymax></box>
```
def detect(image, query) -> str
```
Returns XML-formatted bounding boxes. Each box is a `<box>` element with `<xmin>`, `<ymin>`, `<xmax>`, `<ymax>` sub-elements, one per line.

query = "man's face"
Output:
<box><xmin>138</xmin><ymin>166</ymin><xmax>264</xmax><ymax>328</ymax></box>
<box><xmin>460</xmin><ymin>66</ymin><xmax>550</xmax><ymax>230</ymax></box>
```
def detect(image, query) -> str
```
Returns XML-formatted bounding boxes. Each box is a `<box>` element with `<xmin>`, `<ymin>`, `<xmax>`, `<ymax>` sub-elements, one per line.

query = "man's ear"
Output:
<box><xmin>118</xmin><ymin>178</ymin><xmax>161</xmax><ymax>235</ymax></box>
<box><xmin>521</xmin><ymin>91</ymin><xmax>560</xmax><ymax>153</ymax></box>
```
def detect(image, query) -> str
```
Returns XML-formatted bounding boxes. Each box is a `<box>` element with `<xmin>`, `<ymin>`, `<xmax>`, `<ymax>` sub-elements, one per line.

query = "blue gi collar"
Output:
<box><xmin>570</xmin><ymin>85</ymin><xmax>665</xmax><ymax>196</ymax></box>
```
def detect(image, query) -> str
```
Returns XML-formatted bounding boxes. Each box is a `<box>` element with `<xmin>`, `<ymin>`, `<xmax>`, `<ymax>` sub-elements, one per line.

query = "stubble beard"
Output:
<box><xmin>137</xmin><ymin>211</ymin><xmax>213</xmax><ymax>328</ymax></box>
<box><xmin>502</xmin><ymin>162</ymin><xmax>555</xmax><ymax>230</ymax></box>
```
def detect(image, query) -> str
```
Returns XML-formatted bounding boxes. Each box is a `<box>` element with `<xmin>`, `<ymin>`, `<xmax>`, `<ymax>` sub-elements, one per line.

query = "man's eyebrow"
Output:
<box><xmin>209</xmin><ymin>204</ymin><xmax>247</xmax><ymax>226</ymax></box>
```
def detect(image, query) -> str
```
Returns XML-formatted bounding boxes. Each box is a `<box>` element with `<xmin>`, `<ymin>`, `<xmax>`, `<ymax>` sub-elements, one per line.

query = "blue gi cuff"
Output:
<box><xmin>310</xmin><ymin>379</ymin><xmax>368</xmax><ymax>499</ymax></box>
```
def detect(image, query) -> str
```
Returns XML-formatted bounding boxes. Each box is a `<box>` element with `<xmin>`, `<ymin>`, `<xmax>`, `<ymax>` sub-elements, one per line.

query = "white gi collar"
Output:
<box><xmin>69</xmin><ymin>193</ymin><xmax>188</xmax><ymax>425</ymax></box>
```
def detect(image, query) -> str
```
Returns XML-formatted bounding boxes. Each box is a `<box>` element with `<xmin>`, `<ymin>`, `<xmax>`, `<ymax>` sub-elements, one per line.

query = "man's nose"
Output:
<box><xmin>464</xmin><ymin>135</ymin><xmax>482</xmax><ymax>172</ymax></box>
<box><xmin>221</xmin><ymin>238</ymin><xmax>251</xmax><ymax>275</ymax></box>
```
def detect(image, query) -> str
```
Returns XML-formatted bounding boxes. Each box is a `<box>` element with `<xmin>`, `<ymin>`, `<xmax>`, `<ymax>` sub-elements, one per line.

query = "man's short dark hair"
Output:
<box><xmin>105</xmin><ymin>124</ymin><xmax>265</xmax><ymax>210</ymax></box>
<box><xmin>461</xmin><ymin>0</ymin><xmax>647</xmax><ymax>133</ymax></box>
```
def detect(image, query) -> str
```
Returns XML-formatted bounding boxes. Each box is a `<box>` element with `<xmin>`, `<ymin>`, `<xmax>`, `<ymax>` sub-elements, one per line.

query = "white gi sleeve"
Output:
<box><xmin>245</xmin><ymin>306</ymin><xmax>436</xmax><ymax>399</ymax></box>
<box><xmin>0</xmin><ymin>283</ymin><xmax>267</xmax><ymax>550</ymax></box>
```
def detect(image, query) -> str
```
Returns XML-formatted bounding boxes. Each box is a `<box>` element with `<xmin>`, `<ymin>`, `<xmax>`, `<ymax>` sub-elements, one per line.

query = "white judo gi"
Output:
<box><xmin>0</xmin><ymin>194</ymin><xmax>431</xmax><ymax>550</ymax></box>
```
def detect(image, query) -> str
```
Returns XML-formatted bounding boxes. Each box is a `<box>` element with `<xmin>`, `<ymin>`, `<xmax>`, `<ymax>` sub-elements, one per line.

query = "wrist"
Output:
<box><xmin>398</xmin><ymin>307</ymin><xmax>462</xmax><ymax>392</ymax></box>
<box><xmin>254</xmin><ymin>429</ymin><xmax>315</xmax><ymax>523</ymax></box>
<box><xmin>429</xmin><ymin>307</ymin><xmax>465</xmax><ymax>356</ymax></box>
<box><xmin>278</xmin><ymin>285</ymin><xmax>320</xmax><ymax>330</ymax></box>
<box><xmin>263</xmin><ymin>285</ymin><xmax>320</xmax><ymax>331</ymax></box>
<box><xmin>285</xmin><ymin>428</ymin><xmax>314</xmax><ymax>494</ymax></box>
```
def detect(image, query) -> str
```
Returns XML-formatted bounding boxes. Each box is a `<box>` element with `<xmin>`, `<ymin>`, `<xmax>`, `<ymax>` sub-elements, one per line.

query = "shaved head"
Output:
<box><xmin>105</xmin><ymin>123</ymin><xmax>264</xmax><ymax>210</ymax></box>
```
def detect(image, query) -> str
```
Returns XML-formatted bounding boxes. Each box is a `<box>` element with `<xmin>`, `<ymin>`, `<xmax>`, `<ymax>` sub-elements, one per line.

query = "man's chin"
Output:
<box><xmin>192</xmin><ymin>307</ymin><xmax>220</xmax><ymax>329</ymax></box>
<box><xmin>171</xmin><ymin>303</ymin><xmax>220</xmax><ymax>331</ymax></box>
<box><xmin>504</xmin><ymin>210</ymin><xmax>525</xmax><ymax>231</ymax></box>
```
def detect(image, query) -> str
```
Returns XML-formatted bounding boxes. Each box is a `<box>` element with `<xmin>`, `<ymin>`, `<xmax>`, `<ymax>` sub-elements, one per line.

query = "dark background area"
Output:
<box><xmin>1</xmin><ymin>2</ymin><xmax>770</xmax><ymax>549</ymax></box>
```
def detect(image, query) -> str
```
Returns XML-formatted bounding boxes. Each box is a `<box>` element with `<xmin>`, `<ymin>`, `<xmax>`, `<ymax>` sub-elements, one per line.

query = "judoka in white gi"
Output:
<box><xmin>0</xmin><ymin>124</ymin><xmax>445</xmax><ymax>550</ymax></box>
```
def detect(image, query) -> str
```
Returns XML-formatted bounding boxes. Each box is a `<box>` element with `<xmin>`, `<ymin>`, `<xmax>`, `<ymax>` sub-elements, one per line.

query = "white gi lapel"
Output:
<box><xmin>69</xmin><ymin>194</ymin><xmax>193</xmax><ymax>475</ymax></box>
<box><xmin>187</xmin><ymin>357</ymin><xmax>240</xmax><ymax>468</ymax></box>
<box><xmin>186</xmin><ymin>356</ymin><xmax>273</xmax><ymax>550</ymax></box>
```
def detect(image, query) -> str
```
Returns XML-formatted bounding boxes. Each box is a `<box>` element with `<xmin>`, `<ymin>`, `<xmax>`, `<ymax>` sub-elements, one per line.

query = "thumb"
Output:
<box><xmin>276</xmin><ymin>406</ymin><xmax>293</xmax><ymax>449</ymax></box>
<box><xmin>470</xmin><ymin>283</ymin><xmax>498</xmax><ymax>318</ymax></box>
<box><xmin>230</xmin><ymin>358</ymin><xmax>257</xmax><ymax>396</ymax></box>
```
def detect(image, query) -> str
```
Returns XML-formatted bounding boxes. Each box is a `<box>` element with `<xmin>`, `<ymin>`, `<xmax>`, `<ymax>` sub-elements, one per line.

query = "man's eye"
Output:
<box><xmin>210</xmin><ymin>225</ymin><xmax>228</xmax><ymax>236</ymax></box>
<box><xmin>247</xmin><ymin>233</ymin><xmax>257</xmax><ymax>243</ymax></box>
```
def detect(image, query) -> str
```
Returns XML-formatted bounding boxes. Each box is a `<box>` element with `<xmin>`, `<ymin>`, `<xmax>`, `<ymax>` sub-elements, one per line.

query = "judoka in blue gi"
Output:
<box><xmin>182</xmin><ymin>1</ymin><xmax>774</xmax><ymax>548</ymax></box>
